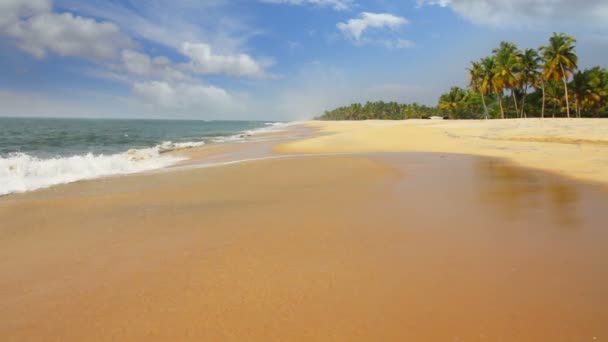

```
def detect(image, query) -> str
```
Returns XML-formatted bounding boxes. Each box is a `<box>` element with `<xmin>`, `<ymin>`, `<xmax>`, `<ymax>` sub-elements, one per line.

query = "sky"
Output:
<box><xmin>1</xmin><ymin>0</ymin><xmax>607</xmax><ymax>120</ymax></box>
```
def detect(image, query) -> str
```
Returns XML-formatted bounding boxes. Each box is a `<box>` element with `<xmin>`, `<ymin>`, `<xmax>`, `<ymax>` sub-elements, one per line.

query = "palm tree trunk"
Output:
<box><xmin>541</xmin><ymin>80</ymin><xmax>546</xmax><ymax>119</ymax></box>
<box><xmin>497</xmin><ymin>92</ymin><xmax>505</xmax><ymax>119</ymax></box>
<box><xmin>521</xmin><ymin>84</ymin><xmax>530</xmax><ymax>118</ymax></box>
<box><xmin>560</xmin><ymin>63</ymin><xmax>571</xmax><ymax>118</ymax></box>
<box><xmin>512</xmin><ymin>91</ymin><xmax>519</xmax><ymax>118</ymax></box>
<box><xmin>480</xmin><ymin>93</ymin><xmax>489</xmax><ymax>119</ymax></box>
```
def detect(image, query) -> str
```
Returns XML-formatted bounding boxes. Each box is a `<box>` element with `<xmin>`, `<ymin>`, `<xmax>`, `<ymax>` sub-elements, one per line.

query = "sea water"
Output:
<box><xmin>0</xmin><ymin>118</ymin><xmax>290</xmax><ymax>195</ymax></box>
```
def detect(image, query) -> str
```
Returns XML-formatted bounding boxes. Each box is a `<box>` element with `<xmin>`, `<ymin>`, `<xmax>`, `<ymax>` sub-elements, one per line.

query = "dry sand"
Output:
<box><xmin>2</xmin><ymin>121</ymin><xmax>608</xmax><ymax>341</ymax></box>
<box><xmin>277</xmin><ymin>119</ymin><xmax>608</xmax><ymax>185</ymax></box>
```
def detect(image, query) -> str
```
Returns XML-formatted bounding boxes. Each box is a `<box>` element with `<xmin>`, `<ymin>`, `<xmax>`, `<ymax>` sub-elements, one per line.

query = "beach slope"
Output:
<box><xmin>277</xmin><ymin>119</ymin><xmax>608</xmax><ymax>185</ymax></box>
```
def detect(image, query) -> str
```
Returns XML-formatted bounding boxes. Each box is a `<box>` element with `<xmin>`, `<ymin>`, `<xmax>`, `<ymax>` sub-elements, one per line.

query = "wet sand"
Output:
<box><xmin>2</xmin><ymin>140</ymin><xmax>608</xmax><ymax>340</ymax></box>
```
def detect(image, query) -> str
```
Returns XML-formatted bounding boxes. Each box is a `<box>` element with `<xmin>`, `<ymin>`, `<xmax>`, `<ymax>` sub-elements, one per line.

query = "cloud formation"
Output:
<box><xmin>132</xmin><ymin>81</ymin><xmax>241</xmax><ymax>115</ymax></box>
<box><xmin>260</xmin><ymin>0</ymin><xmax>355</xmax><ymax>11</ymax></box>
<box><xmin>120</xmin><ymin>50</ymin><xmax>189</xmax><ymax>82</ymax></box>
<box><xmin>0</xmin><ymin>0</ymin><xmax>276</xmax><ymax>118</ymax></box>
<box><xmin>337</xmin><ymin>12</ymin><xmax>407</xmax><ymax>41</ymax></box>
<box><xmin>0</xmin><ymin>0</ymin><xmax>51</xmax><ymax>27</ymax></box>
<box><xmin>418</xmin><ymin>0</ymin><xmax>608</xmax><ymax>28</ymax></box>
<box><xmin>0</xmin><ymin>0</ymin><xmax>130</xmax><ymax>59</ymax></box>
<box><xmin>180</xmin><ymin>42</ymin><xmax>269</xmax><ymax>78</ymax></box>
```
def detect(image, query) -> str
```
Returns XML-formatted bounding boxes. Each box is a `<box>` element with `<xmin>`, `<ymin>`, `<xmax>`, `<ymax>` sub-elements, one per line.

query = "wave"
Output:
<box><xmin>158</xmin><ymin>140</ymin><xmax>206</xmax><ymax>152</ymax></box>
<box><xmin>0</xmin><ymin>148</ymin><xmax>185</xmax><ymax>196</ymax></box>
<box><xmin>0</xmin><ymin>121</ymin><xmax>298</xmax><ymax>196</ymax></box>
<box><xmin>211</xmin><ymin>122</ymin><xmax>299</xmax><ymax>143</ymax></box>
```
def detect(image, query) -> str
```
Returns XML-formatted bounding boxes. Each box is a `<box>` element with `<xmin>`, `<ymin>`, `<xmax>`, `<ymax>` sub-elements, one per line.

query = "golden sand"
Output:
<box><xmin>2</xmin><ymin>122</ymin><xmax>608</xmax><ymax>341</ymax></box>
<box><xmin>277</xmin><ymin>119</ymin><xmax>608</xmax><ymax>185</ymax></box>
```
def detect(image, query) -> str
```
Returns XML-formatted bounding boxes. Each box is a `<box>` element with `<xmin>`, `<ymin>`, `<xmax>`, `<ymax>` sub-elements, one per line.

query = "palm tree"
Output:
<box><xmin>571</xmin><ymin>70</ymin><xmax>590</xmax><ymax>118</ymax></box>
<box><xmin>468</xmin><ymin>57</ymin><xmax>498</xmax><ymax>119</ymax></box>
<box><xmin>517</xmin><ymin>48</ymin><xmax>542</xmax><ymax>118</ymax></box>
<box><xmin>492</xmin><ymin>42</ymin><xmax>520</xmax><ymax>119</ymax></box>
<box><xmin>571</xmin><ymin>67</ymin><xmax>608</xmax><ymax>117</ymax></box>
<box><xmin>587</xmin><ymin>67</ymin><xmax>608</xmax><ymax>116</ymax></box>
<box><xmin>439</xmin><ymin>87</ymin><xmax>469</xmax><ymax>119</ymax></box>
<box><xmin>545</xmin><ymin>80</ymin><xmax>563</xmax><ymax>118</ymax></box>
<box><xmin>540</xmin><ymin>33</ymin><xmax>578</xmax><ymax>118</ymax></box>
<box><xmin>468</xmin><ymin>61</ymin><xmax>489</xmax><ymax>119</ymax></box>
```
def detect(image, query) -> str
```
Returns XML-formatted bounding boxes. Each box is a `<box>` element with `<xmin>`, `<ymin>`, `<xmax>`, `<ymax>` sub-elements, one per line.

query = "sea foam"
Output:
<box><xmin>0</xmin><ymin>121</ymin><xmax>297</xmax><ymax>196</ymax></box>
<box><xmin>0</xmin><ymin>147</ymin><xmax>185</xmax><ymax>196</ymax></box>
<box><xmin>212</xmin><ymin>122</ymin><xmax>299</xmax><ymax>143</ymax></box>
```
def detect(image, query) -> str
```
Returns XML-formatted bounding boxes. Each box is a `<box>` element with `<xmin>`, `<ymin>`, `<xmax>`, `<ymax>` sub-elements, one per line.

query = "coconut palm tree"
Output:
<box><xmin>540</xmin><ymin>33</ymin><xmax>578</xmax><ymax>118</ymax></box>
<box><xmin>469</xmin><ymin>57</ymin><xmax>498</xmax><ymax>119</ymax></box>
<box><xmin>545</xmin><ymin>80</ymin><xmax>563</xmax><ymax>118</ymax></box>
<box><xmin>439</xmin><ymin>87</ymin><xmax>468</xmax><ymax>119</ymax></box>
<box><xmin>492</xmin><ymin>42</ymin><xmax>520</xmax><ymax>119</ymax></box>
<box><xmin>517</xmin><ymin>48</ymin><xmax>542</xmax><ymax>118</ymax></box>
<box><xmin>468</xmin><ymin>61</ymin><xmax>489</xmax><ymax>119</ymax></box>
<box><xmin>587</xmin><ymin>67</ymin><xmax>608</xmax><ymax>116</ymax></box>
<box><xmin>539</xmin><ymin>74</ymin><xmax>547</xmax><ymax>118</ymax></box>
<box><xmin>571</xmin><ymin>70</ymin><xmax>590</xmax><ymax>118</ymax></box>
<box><xmin>571</xmin><ymin>67</ymin><xmax>608</xmax><ymax>117</ymax></box>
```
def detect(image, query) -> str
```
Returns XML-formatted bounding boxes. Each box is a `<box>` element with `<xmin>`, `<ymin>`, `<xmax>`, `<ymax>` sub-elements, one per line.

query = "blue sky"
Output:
<box><xmin>1</xmin><ymin>0</ymin><xmax>607</xmax><ymax>120</ymax></box>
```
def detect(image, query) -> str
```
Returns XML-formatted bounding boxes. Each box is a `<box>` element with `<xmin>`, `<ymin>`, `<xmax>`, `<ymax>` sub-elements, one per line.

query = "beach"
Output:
<box><xmin>2</xmin><ymin>119</ymin><xmax>608</xmax><ymax>341</ymax></box>
<box><xmin>278</xmin><ymin>119</ymin><xmax>608</xmax><ymax>185</ymax></box>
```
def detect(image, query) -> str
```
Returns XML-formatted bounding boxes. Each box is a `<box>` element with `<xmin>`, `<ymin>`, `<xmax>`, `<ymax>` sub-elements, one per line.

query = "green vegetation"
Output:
<box><xmin>315</xmin><ymin>101</ymin><xmax>441</xmax><ymax>120</ymax></box>
<box><xmin>316</xmin><ymin>33</ymin><xmax>608</xmax><ymax>120</ymax></box>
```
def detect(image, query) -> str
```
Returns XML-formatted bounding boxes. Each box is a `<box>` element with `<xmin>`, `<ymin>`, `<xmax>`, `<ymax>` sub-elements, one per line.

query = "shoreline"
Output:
<box><xmin>4</xmin><ymin>118</ymin><xmax>608</xmax><ymax>197</ymax></box>
<box><xmin>277</xmin><ymin>118</ymin><xmax>608</xmax><ymax>186</ymax></box>
<box><xmin>0</xmin><ymin>121</ymin><xmax>302</xmax><ymax>197</ymax></box>
<box><xmin>2</xmin><ymin>119</ymin><xmax>608</xmax><ymax>340</ymax></box>
<box><xmin>2</xmin><ymin>149</ymin><xmax>608</xmax><ymax>340</ymax></box>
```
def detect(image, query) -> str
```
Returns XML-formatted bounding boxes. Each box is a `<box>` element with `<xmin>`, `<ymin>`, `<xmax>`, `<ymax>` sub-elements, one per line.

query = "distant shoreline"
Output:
<box><xmin>277</xmin><ymin>118</ymin><xmax>608</xmax><ymax>186</ymax></box>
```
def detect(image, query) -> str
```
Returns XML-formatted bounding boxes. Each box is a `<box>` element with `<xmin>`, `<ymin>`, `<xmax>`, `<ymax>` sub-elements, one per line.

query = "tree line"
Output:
<box><xmin>316</xmin><ymin>33</ymin><xmax>608</xmax><ymax>120</ymax></box>
<box><xmin>315</xmin><ymin>101</ymin><xmax>441</xmax><ymax>120</ymax></box>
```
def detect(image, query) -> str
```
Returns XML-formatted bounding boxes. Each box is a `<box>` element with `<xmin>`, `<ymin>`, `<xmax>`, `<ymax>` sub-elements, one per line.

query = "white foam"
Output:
<box><xmin>246</xmin><ymin>121</ymin><xmax>300</xmax><ymax>135</ymax></box>
<box><xmin>212</xmin><ymin>122</ymin><xmax>301</xmax><ymax>144</ymax></box>
<box><xmin>211</xmin><ymin>135</ymin><xmax>248</xmax><ymax>143</ymax></box>
<box><xmin>0</xmin><ymin>122</ymin><xmax>300</xmax><ymax>196</ymax></box>
<box><xmin>0</xmin><ymin>148</ymin><xmax>185</xmax><ymax>196</ymax></box>
<box><xmin>158</xmin><ymin>140</ymin><xmax>206</xmax><ymax>152</ymax></box>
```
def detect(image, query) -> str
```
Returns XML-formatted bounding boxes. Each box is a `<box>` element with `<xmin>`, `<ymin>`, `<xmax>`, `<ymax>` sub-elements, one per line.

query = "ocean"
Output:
<box><xmin>0</xmin><ymin>118</ymin><xmax>289</xmax><ymax>195</ymax></box>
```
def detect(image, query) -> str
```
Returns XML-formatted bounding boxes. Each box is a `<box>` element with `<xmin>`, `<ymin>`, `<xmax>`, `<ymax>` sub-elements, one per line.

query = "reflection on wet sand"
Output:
<box><xmin>1</xmin><ymin>152</ymin><xmax>608</xmax><ymax>341</ymax></box>
<box><xmin>475</xmin><ymin>158</ymin><xmax>581</xmax><ymax>227</ymax></box>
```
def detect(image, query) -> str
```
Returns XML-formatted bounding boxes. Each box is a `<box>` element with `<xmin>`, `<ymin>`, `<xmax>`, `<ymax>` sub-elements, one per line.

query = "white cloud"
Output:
<box><xmin>6</xmin><ymin>13</ymin><xmax>130</xmax><ymax>59</ymax></box>
<box><xmin>132</xmin><ymin>81</ymin><xmax>242</xmax><ymax>115</ymax></box>
<box><xmin>59</xmin><ymin>0</ymin><xmax>251</xmax><ymax>53</ymax></box>
<box><xmin>180</xmin><ymin>42</ymin><xmax>269</xmax><ymax>77</ymax></box>
<box><xmin>260</xmin><ymin>0</ymin><xmax>355</xmax><ymax>11</ymax></box>
<box><xmin>0</xmin><ymin>0</ymin><xmax>51</xmax><ymax>28</ymax></box>
<box><xmin>0</xmin><ymin>0</ymin><xmax>130</xmax><ymax>59</ymax></box>
<box><xmin>1</xmin><ymin>0</ymin><xmax>272</xmax><ymax>90</ymax></box>
<box><xmin>417</xmin><ymin>0</ymin><xmax>608</xmax><ymax>28</ymax></box>
<box><xmin>120</xmin><ymin>50</ymin><xmax>189</xmax><ymax>81</ymax></box>
<box><xmin>337</xmin><ymin>12</ymin><xmax>407</xmax><ymax>41</ymax></box>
